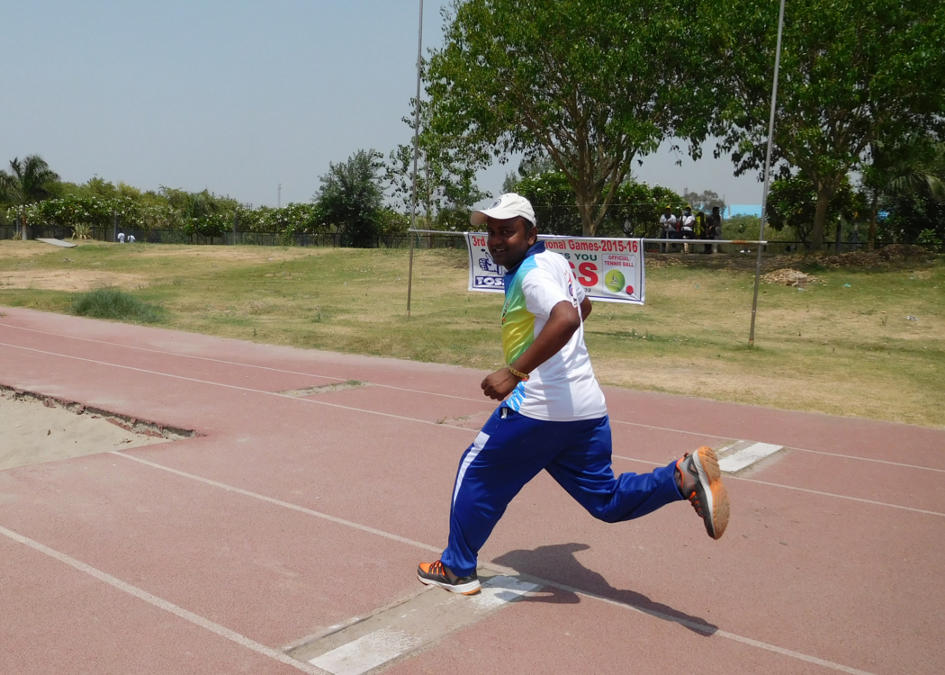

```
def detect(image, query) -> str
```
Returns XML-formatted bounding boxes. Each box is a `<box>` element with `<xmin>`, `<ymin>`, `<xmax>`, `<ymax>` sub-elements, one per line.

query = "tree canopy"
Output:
<box><xmin>316</xmin><ymin>149</ymin><xmax>386</xmax><ymax>247</ymax></box>
<box><xmin>711</xmin><ymin>0</ymin><xmax>945</xmax><ymax>249</ymax></box>
<box><xmin>425</xmin><ymin>0</ymin><xmax>714</xmax><ymax>236</ymax></box>
<box><xmin>0</xmin><ymin>155</ymin><xmax>60</xmax><ymax>206</ymax></box>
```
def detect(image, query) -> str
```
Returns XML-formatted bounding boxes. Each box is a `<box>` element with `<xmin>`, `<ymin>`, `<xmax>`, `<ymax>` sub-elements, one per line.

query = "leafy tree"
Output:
<box><xmin>711</xmin><ymin>0</ymin><xmax>945</xmax><ymax>250</ymax></box>
<box><xmin>863</xmin><ymin>135</ymin><xmax>945</xmax><ymax>249</ymax></box>
<box><xmin>609</xmin><ymin>183</ymin><xmax>686</xmax><ymax>239</ymax></box>
<box><xmin>387</xmin><ymin>94</ymin><xmax>487</xmax><ymax>229</ymax></box>
<box><xmin>767</xmin><ymin>175</ymin><xmax>863</xmax><ymax>248</ymax></box>
<box><xmin>0</xmin><ymin>155</ymin><xmax>60</xmax><ymax>206</ymax></box>
<box><xmin>425</xmin><ymin>0</ymin><xmax>714</xmax><ymax>236</ymax></box>
<box><xmin>159</xmin><ymin>187</ymin><xmax>238</xmax><ymax>238</ymax></box>
<box><xmin>316</xmin><ymin>149</ymin><xmax>385</xmax><ymax>247</ymax></box>
<box><xmin>507</xmin><ymin>168</ymin><xmax>685</xmax><ymax>238</ymax></box>
<box><xmin>511</xmin><ymin>170</ymin><xmax>580</xmax><ymax>235</ymax></box>
<box><xmin>681</xmin><ymin>189</ymin><xmax>725</xmax><ymax>214</ymax></box>
<box><xmin>0</xmin><ymin>155</ymin><xmax>60</xmax><ymax>236</ymax></box>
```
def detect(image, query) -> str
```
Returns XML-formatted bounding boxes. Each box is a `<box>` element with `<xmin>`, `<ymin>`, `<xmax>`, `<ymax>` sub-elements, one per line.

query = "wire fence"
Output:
<box><xmin>0</xmin><ymin>222</ymin><xmax>868</xmax><ymax>255</ymax></box>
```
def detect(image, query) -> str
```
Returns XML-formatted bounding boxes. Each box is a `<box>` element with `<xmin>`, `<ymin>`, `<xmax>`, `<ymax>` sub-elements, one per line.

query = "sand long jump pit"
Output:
<box><xmin>0</xmin><ymin>386</ymin><xmax>193</xmax><ymax>471</ymax></box>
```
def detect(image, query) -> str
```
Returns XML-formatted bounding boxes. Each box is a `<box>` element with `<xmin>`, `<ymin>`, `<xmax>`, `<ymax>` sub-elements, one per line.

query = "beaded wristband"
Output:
<box><xmin>507</xmin><ymin>365</ymin><xmax>529</xmax><ymax>381</ymax></box>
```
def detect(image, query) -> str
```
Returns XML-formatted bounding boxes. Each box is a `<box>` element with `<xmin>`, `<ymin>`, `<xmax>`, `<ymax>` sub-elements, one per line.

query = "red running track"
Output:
<box><xmin>1</xmin><ymin>306</ymin><xmax>943</xmax><ymax>674</ymax></box>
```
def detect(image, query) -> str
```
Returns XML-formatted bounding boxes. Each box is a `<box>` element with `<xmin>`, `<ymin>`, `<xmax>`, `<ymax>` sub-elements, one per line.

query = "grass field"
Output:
<box><xmin>1</xmin><ymin>239</ymin><xmax>942</xmax><ymax>429</ymax></box>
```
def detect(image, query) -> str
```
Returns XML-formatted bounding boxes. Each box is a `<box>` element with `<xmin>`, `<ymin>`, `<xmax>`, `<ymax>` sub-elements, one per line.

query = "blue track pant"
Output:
<box><xmin>440</xmin><ymin>406</ymin><xmax>684</xmax><ymax>577</ymax></box>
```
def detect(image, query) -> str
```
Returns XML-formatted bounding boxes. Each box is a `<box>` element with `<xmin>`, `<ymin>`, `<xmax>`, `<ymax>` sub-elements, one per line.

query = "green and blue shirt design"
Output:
<box><xmin>500</xmin><ymin>243</ymin><xmax>607</xmax><ymax>421</ymax></box>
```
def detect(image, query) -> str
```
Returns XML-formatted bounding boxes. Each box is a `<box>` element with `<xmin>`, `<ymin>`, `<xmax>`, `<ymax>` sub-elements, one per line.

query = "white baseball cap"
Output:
<box><xmin>470</xmin><ymin>193</ymin><xmax>536</xmax><ymax>226</ymax></box>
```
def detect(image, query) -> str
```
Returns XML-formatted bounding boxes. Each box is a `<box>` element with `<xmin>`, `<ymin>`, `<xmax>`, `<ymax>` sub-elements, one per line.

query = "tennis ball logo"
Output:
<box><xmin>604</xmin><ymin>269</ymin><xmax>625</xmax><ymax>293</ymax></box>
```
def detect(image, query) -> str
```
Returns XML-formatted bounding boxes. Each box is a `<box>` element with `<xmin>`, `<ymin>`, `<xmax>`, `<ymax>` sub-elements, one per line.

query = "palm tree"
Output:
<box><xmin>863</xmin><ymin>138</ymin><xmax>945</xmax><ymax>248</ymax></box>
<box><xmin>0</xmin><ymin>155</ymin><xmax>60</xmax><ymax>238</ymax></box>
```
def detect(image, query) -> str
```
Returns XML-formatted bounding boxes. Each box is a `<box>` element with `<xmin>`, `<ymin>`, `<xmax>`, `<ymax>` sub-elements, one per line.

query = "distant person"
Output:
<box><xmin>705</xmin><ymin>206</ymin><xmax>722</xmax><ymax>253</ymax></box>
<box><xmin>127</xmin><ymin>234</ymin><xmax>135</xmax><ymax>243</ymax></box>
<box><xmin>680</xmin><ymin>206</ymin><xmax>696</xmax><ymax>253</ymax></box>
<box><xmin>659</xmin><ymin>206</ymin><xmax>677</xmax><ymax>253</ymax></box>
<box><xmin>117</xmin><ymin>232</ymin><xmax>125</xmax><ymax>243</ymax></box>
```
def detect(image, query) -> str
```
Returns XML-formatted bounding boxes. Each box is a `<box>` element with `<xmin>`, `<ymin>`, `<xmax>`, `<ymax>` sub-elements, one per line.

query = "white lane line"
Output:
<box><xmin>2</xmin><ymin>330</ymin><xmax>943</xmax><ymax>474</ymax></box>
<box><xmin>113</xmin><ymin>452</ymin><xmax>441</xmax><ymax>553</ymax></box>
<box><xmin>524</xmin><ymin>576</ymin><xmax>873</xmax><ymax>675</ymax></box>
<box><xmin>718</xmin><ymin>441</ymin><xmax>783</xmax><ymax>473</ymax></box>
<box><xmin>736</xmin><ymin>477</ymin><xmax>945</xmax><ymax>518</ymax></box>
<box><xmin>0</xmin><ymin>524</ymin><xmax>323</xmax><ymax>675</ymax></box>
<box><xmin>0</xmin><ymin>341</ymin><xmax>474</xmax><ymax>433</ymax></box>
<box><xmin>612</xmin><ymin>451</ymin><xmax>945</xmax><ymax>518</ymax></box>
<box><xmin>1</xmin><ymin>339</ymin><xmax>942</xmax><ymax>518</ymax></box>
<box><xmin>611</xmin><ymin>418</ymin><xmax>945</xmax><ymax>473</ymax></box>
<box><xmin>0</xmin><ymin>323</ymin><xmax>478</xmax><ymax>402</ymax></box>
<box><xmin>109</xmin><ymin>452</ymin><xmax>892</xmax><ymax>673</ymax></box>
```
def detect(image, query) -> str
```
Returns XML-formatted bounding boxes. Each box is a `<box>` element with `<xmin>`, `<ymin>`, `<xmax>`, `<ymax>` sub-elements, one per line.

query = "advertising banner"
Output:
<box><xmin>465</xmin><ymin>233</ymin><xmax>645</xmax><ymax>305</ymax></box>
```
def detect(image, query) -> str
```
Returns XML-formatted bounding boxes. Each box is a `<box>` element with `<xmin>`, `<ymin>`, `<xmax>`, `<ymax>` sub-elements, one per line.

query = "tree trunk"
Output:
<box><xmin>575</xmin><ymin>190</ymin><xmax>596</xmax><ymax>236</ymax></box>
<box><xmin>811</xmin><ymin>188</ymin><xmax>831</xmax><ymax>251</ymax></box>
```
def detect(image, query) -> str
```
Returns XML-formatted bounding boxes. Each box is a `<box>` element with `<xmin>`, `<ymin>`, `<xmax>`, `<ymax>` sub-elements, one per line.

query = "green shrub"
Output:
<box><xmin>71</xmin><ymin>288</ymin><xmax>166</xmax><ymax>323</ymax></box>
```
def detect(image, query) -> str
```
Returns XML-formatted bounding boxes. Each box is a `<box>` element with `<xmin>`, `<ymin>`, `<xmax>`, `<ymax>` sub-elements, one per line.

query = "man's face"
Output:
<box><xmin>486</xmin><ymin>216</ymin><xmax>536</xmax><ymax>268</ymax></box>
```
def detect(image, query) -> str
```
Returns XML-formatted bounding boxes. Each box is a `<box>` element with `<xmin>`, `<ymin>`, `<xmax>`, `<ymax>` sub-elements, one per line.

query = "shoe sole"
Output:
<box><xmin>417</xmin><ymin>572</ymin><xmax>481</xmax><ymax>595</ymax></box>
<box><xmin>692</xmin><ymin>447</ymin><xmax>730</xmax><ymax>539</ymax></box>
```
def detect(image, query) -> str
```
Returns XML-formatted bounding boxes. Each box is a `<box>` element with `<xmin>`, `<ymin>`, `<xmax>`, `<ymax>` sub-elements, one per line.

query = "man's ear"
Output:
<box><xmin>526</xmin><ymin>222</ymin><xmax>538</xmax><ymax>245</ymax></box>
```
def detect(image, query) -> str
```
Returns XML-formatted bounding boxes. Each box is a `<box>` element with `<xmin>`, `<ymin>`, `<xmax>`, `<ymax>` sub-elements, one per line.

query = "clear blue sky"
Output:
<box><xmin>3</xmin><ymin>0</ymin><xmax>761</xmax><ymax>208</ymax></box>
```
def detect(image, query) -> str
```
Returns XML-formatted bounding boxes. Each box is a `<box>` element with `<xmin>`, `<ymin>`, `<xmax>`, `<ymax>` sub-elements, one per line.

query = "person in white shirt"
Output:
<box><xmin>680</xmin><ymin>205</ymin><xmax>696</xmax><ymax>253</ymax></box>
<box><xmin>659</xmin><ymin>206</ymin><xmax>677</xmax><ymax>253</ymax></box>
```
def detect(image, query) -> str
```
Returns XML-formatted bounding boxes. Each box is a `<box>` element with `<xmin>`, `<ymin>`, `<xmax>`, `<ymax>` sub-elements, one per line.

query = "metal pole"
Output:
<box><xmin>748</xmin><ymin>0</ymin><xmax>786</xmax><ymax>347</ymax></box>
<box><xmin>406</xmin><ymin>0</ymin><xmax>424</xmax><ymax>317</ymax></box>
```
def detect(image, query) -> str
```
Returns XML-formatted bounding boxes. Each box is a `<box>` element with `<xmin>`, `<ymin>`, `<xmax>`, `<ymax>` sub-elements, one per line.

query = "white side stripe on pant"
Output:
<box><xmin>453</xmin><ymin>431</ymin><xmax>489</xmax><ymax>507</ymax></box>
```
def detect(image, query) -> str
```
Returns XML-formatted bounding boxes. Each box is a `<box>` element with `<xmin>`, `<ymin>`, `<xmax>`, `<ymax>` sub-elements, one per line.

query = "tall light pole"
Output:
<box><xmin>748</xmin><ymin>0</ymin><xmax>787</xmax><ymax>346</ymax></box>
<box><xmin>406</xmin><ymin>0</ymin><xmax>424</xmax><ymax>317</ymax></box>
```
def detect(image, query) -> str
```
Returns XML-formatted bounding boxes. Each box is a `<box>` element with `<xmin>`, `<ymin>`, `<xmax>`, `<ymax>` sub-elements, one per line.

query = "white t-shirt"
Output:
<box><xmin>660</xmin><ymin>214</ymin><xmax>677</xmax><ymax>234</ymax></box>
<box><xmin>501</xmin><ymin>244</ymin><xmax>607</xmax><ymax>421</ymax></box>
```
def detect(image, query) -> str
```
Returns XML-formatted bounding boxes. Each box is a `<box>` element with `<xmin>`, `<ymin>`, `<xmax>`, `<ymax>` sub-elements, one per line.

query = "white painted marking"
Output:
<box><xmin>473</xmin><ymin>574</ymin><xmax>541</xmax><ymax>608</ymax></box>
<box><xmin>304</xmin><ymin>575</ymin><xmax>537</xmax><ymax>674</ymax></box>
<box><xmin>719</xmin><ymin>442</ymin><xmax>783</xmax><ymax>473</ymax></box>
<box><xmin>0</xmin><ymin>524</ymin><xmax>321</xmax><ymax>674</ymax></box>
<box><xmin>309</xmin><ymin>628</ymin><xmax>420</xmax><ymax>674</ymax></box>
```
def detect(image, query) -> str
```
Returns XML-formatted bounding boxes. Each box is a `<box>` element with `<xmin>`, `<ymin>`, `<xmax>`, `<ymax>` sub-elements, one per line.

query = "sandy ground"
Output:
<box><xmin>0</xmin><ymin>389</ymin><xmax>172</xmax><ymax>471</ymax></box>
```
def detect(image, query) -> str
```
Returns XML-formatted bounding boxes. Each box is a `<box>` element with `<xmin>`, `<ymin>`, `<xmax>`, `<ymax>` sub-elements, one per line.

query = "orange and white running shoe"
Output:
<box><xmin>417</xmin><ymin>560</ymin><xmax>481</xmax><ymax>595</ymax></box>
<box><xmin>678</xmin><ymin>446</ymin><xmax>730</xmax><ymax>539</ymax></box>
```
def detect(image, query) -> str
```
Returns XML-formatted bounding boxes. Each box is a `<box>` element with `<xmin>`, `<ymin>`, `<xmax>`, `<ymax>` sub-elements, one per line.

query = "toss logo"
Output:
<box><xmin>475</xmin><ymin>276</ymin><xmax>504</xmax><ymax>288</ymax></box>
